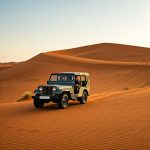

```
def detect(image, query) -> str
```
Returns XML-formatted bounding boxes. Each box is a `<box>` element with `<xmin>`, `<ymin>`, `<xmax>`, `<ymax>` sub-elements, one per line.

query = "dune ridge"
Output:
<box><xmin>47</xmin><ymin>43</ymin><xmax>150</xmax><ymax>63</ymax></box>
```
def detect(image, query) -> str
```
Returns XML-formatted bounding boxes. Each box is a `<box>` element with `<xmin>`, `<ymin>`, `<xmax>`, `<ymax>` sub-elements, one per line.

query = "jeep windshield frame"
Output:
<box><xmin>48</xmin><ymin>73</ymin><xmax>75</xmax><ymax>83</ymax></box>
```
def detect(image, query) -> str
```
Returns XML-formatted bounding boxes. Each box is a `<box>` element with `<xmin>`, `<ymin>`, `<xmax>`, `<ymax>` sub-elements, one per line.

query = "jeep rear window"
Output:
<box><xmin>50</xmin><ymin>74</ymin><xmax>74</xmax><ymax>82</ymax></box>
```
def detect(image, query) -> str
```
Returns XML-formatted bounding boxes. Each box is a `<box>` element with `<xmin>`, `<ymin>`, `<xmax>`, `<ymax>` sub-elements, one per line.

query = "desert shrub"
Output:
<box><xmin>17</xmin><ymin>91</ymin><xmax>32</xmax><ymax>102</ymax></box>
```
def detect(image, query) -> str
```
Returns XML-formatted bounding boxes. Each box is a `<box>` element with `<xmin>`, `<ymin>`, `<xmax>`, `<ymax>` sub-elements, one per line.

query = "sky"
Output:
<box><xmin>0</xmin><ymin>0</ymin><xmax>150</xmax><ymax>62</ymax></box>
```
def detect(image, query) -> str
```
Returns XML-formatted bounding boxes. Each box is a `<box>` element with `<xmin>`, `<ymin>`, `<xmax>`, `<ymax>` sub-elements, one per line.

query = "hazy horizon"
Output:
<box><xmin>0</xmin><ymin>0</ymin><xmax>150</xmax><ymax>62</ymax></box>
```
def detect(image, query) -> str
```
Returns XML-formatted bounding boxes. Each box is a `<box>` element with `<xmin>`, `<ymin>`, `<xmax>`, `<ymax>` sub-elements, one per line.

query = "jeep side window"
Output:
<box><xmin>81</xmin><ymin>75</ymin><xmax>87</xmax><ymax>87</ymax></box>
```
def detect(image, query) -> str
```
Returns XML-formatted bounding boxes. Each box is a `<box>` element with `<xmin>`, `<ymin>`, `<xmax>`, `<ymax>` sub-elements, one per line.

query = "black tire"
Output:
<box><xmin>79</xmin><ymin>91</ymin><xmax>88</xmax><ymax>104</ymax></box>
<box><xmin>58</xmin><ymin>94</ymin><xmax>69</xmax><ymax>109</ymax></box>
<box><xmin>34</xmin><ymin>98</ymin><xmax>44</xmax><ymax>108</ymax></box>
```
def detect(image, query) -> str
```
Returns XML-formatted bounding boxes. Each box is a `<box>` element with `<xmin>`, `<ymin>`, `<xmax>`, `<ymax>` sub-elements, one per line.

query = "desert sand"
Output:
<box><xmin>0</xmin><ymin>43</ymin><xmax>150</xmax><ymax>149</ymax></box>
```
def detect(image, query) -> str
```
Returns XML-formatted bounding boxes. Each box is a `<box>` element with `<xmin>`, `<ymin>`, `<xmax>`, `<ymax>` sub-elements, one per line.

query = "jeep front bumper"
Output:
<box><xmin>32</xmin><ymin>95</ymin><xmax>59</xmax><ymax>100</ymax></box>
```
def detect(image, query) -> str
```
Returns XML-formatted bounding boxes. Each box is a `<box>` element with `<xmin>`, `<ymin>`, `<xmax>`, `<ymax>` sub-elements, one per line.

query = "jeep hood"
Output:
<box><xmin>50</xmin><ymin>84</ymin><xmax>73</xmax><ymax>89</ymax></box>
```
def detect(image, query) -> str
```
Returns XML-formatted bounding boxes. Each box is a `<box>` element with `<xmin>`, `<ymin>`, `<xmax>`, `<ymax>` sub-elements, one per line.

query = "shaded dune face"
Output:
<box><xmin>0</xmin><ymin>43</ymin><xmax>150</xmax><ymax>150</ymax></box>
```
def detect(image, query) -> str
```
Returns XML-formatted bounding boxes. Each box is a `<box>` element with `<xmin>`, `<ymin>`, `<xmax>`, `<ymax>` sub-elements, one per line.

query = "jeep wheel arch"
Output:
<box><xmin>83</xmin><ymin>89</ymin><xmax>89</xmax><ymax>96</ymax></box>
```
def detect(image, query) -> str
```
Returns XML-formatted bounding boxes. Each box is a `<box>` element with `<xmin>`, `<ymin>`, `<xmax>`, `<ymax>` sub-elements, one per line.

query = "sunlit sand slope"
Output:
<box><xmin>0</xmin><ymin>87</ymin><xmax>150</xmax><ymax>149</ymax></box>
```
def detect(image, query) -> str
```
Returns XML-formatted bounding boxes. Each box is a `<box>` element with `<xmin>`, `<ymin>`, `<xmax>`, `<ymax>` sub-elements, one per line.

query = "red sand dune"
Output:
<box><xmin>0</xmin><ymin>43</ymin><xmax>150</xmax><ymax>149</ymax></box>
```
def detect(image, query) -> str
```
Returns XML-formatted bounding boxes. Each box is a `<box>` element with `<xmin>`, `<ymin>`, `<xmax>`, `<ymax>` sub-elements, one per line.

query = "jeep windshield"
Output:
<box><xmin>49</xmin><ymin>74</ymin><xmax>74</xmax><ymax>82</ymax></box>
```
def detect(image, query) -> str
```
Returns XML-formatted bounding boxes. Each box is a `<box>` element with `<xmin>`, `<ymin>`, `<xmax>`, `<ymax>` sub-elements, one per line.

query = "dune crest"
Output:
<box><xmin>47</xmin><ymin>43</ymin><xmax>150</xmax><ymax>63</ymax></box>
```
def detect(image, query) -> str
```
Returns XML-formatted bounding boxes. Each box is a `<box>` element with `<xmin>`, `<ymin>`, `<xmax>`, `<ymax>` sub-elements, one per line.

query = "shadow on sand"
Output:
<box><xmin>19</xmin><ymin>100</ymin><xmax>83</xmax><ymax>114</ymax></box>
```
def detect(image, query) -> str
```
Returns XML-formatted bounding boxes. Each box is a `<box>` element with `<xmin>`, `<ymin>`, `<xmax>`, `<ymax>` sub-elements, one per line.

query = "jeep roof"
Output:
<box><xmin>51</xmin><ymin>72</ymin><xmax>89</xmax><ymax>76</ymax></box>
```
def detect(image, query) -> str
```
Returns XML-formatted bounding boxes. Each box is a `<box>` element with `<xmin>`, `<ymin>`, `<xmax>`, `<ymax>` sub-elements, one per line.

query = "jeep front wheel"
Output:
<box><xmin>58</xmin><ymin>94</ymin><xmax>69</xmax><ymax>109</ymax></box>
<box><xmin>79</xmin><ymin>91</ymin><xmax>88</xmax><ymax>104</ymax></box>
<box><xmin>34</xmin><ymin>98</ymin><xmax>44</xmax><ymax>108</ymax></box>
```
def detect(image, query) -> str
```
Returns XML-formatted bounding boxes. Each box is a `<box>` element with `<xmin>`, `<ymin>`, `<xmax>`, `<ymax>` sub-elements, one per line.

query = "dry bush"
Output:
<box><xmin>17</xmin><ymin>91</ymin><xmax>32</xmax><ymax>102</ymax></box>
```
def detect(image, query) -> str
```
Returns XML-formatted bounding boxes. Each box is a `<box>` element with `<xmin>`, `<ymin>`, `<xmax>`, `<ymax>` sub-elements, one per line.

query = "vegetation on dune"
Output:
<box><xmin>17</xmin><ymin>91</ymin><xmax>33</xmax><ymax>102</ymax></box>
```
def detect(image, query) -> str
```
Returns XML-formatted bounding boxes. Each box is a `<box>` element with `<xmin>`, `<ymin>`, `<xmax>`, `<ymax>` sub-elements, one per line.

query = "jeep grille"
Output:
<box><xmin>42</xmin><ymin>86</ymin><xmax>53</xmax><ymax>95</ymax></box>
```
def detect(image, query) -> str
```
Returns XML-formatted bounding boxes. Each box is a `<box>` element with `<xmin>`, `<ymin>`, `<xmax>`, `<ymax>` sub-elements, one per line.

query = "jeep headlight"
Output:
<box><xmin>39</xmin><ymin>87</ymin><xmax>43</xmax><ymax>91</ymax></box>
<box><xmin>53</xmin><ymin>87</ymin><xmax>57</xmax><ymax>91</ymax></box>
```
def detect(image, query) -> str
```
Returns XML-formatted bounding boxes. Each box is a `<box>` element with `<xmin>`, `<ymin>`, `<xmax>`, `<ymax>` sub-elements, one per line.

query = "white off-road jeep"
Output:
<box><xmin>32</xmin><ymin>72</ymin><xmax>90</xmax><ymax>109</ymax></box>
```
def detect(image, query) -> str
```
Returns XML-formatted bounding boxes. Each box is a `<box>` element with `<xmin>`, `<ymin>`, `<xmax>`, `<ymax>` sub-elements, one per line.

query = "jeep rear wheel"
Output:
<box><xmin>79</xmin><ymin>91</ymin><xmax>88</xmax><ymax>104</ymax></box>
<box><xmin>58</xmin><ymin>94</ymin><xmax>69</xmax><ymax>109</ymax></box>
<box><xmin>34</xmin><ymin>98</ymin><xmax>44</xmax><ymax>108</ymax></box>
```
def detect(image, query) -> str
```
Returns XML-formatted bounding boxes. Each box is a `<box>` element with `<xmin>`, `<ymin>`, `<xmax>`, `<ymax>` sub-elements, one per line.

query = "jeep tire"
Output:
<box><xmin>79</xmin><ymin>91</ymin><xmax>88</xmax><ymax>104</ymax></box>
<box><xmin>34</xmin><ymin>98</ymin><xmax>44</xmax><ymax>108</ymax></box>
<box><xmin>58</xmin><ymin>94</ymin><xmax>69</xmax><ymax>109</ymax></box>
